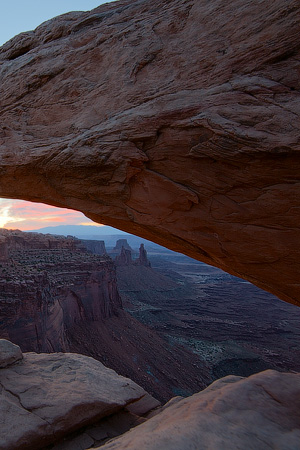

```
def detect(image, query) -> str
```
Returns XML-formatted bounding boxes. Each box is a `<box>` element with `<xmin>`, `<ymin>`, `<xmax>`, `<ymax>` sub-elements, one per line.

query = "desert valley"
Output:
<box><xmin>1</xmin><ymin>227</ymin><xmax>300</xmax><ymax>398</ymax></box>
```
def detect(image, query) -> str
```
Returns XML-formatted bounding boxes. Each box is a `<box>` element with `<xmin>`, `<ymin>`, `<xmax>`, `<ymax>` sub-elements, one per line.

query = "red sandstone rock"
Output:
<box><xmin>81</xmin><ymin>239</ymin><xmax>107</xmax><ymax>256</ymax></box>
<box><xmin>0</xmin><ymin>229</ymin><xmax>121</xmax><ymax>352</ymax></box>
<box><xmin>0</xmin><ymin>339</ymin><xmax>22</xmax><ymax>368</ymax></box>
<box><xmin>0</xmin><ymin>0</ymin><xmax>299</xmax><ymax>307</ymax></box>
<box><xmin>115</xmin><ymin>246</ymin><xmax>133</xmax><ymax>266</ymax></box>
<box><xmin>97</xmin><ymin>370</ymin><xmax>300</xmax><ymax>450</ymax></box>
<box><xmin>0</xmin><ymin>350</ymin><xmax>149</xmax><ymax>450</ymax></box>
<box><xmin>136</xmin><ymin>244</ymin><xmax>151</xmax><ymax>267</ymax></box>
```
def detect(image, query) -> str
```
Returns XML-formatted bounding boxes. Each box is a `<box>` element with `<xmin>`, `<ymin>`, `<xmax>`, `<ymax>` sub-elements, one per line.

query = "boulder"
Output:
<box><xmin>97</xmin><ymin>370</ymin><xmax>300</xmax><ymax>450</ymax></box>
<box><xmin>0</xmin><ymin>338</ymin><xmax>22</xmax><ymax>367</ymax></box>
<box><xmin>0</xmin><ymin>351</ymin><xmax>150</xmax><ymax>450</ymax></box>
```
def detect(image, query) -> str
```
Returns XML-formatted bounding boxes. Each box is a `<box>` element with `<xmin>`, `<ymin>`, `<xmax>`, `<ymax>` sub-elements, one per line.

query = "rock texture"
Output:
<box><xmin>96</xmin><ymin>370</ymin><xmax>300</xmax><ymax>450</ymax></box>
<box><xmin>0</xmin><ymin>0</ymin><xmax>299</xmax><ymax>305</ymax></box>
<box><xmin>2</xmin><ymin>343</ymin><xmax>299</xmax><ymax>450</ymax></box>
<box><xmin>0</xmin><ymin>347</ymin><xmax>153</xmax><ymax>450</ymax></box>
<box><xmin>109</xmin><ymin>239</ymin><xmax>135</xmax><ymax>259</ymax></box>
<box><xmin>0</xmin><ymin>338</ymin><xmax>22</xmax><ymax>367</ymax></box>
<box><xmin>0</xmin><ymin>229</ymin><xmax>121</xmax><ymax>352</ymax></box>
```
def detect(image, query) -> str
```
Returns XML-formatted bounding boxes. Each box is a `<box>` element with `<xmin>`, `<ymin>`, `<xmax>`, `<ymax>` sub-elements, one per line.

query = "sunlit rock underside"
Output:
<box><xmin>0</xmin><ymin>0</ymin><xmax>299</xmax><ymax>305</ymax></box>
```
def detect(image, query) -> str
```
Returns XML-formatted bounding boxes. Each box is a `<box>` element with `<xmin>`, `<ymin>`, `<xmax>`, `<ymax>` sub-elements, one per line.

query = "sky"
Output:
<box><xmin>0</xmin><ymin>0</ymin><xmax>110</xmax><ymax>46</ymax></box>
<box><xmin>0</xmin><ymin>0</ymin><xmax>115</xmax><ymax>231</ymax></box>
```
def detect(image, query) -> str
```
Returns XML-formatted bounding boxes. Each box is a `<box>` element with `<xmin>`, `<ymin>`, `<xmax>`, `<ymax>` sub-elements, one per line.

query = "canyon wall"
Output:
<box><xmin>0</xmin><ymin>230</ymin><xmax>121</xmax><ymax>352</ymax></box>
<box><xmin>0</xmin><ymin>0</ymin><xmax>299</xmax><ymax>306</ymax></box>
<box><xmin>0</xmin><ymin>229</ymin><xmax>209</xmax><ymax>401</ymax></box>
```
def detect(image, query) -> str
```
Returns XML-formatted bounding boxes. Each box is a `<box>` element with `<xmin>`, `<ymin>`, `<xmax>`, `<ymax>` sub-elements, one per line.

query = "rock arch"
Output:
<box><xmin>0</xmin><ymin>0</ymin><xmax>299</xmax><ymax>305</ymax></box>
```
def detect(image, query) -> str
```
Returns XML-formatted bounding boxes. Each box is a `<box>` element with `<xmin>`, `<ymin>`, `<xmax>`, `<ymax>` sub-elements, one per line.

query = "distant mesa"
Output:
<box><xmin>81</xmin><ymin>239</ymin><xmax>107</xmax><ymax>256</ymax></box>
<box><xmin>28</xmin><ymin>225</ymin><xmax>129</xmax><ymax>237</ymax></box>
<box><xmin>111</xmin><ymin>238</ymin><xmax>134</xmax><ymax>255</ymax></box>
<box><xmin>111</xmin><ymin>239</ymin><xmax>151</xmax><ymax>268</ymax></box>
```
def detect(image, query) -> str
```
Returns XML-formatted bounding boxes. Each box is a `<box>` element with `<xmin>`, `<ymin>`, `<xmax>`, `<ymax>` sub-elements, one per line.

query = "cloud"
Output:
<box><xmin>78</xmin><ymin>222</ymin><xmax>105</xmax><ymax>227</ymax></box>
<box><xmin>0</xmin><ymin>205</ymin><xmax>11</xmax><ymax>227</ymax></box>
<box><xmin>0</xmin><ymin>199</ymin><xmax>98</xmax><ymax>230</ymax></box>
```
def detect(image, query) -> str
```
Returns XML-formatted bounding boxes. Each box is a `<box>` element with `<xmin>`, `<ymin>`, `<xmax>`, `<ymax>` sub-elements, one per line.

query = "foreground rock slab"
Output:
<box><xmin>97</xmin><ymin>370</ymin><xmax>300</xmax><ymax>450</ymax></box>
<box><xmin>0</xmin><ymin>351</ymin><xmax>149</xmax><ymax>450</ymax></box>
<box><xmin>0</xmin><ymin>338</ymin><xmax>22</xmax><ymax>368</ymax></box>
<box><xmin>0</xmin><ymin>0</ymin><xmax>299</xmax><ymax>306</ymax></box>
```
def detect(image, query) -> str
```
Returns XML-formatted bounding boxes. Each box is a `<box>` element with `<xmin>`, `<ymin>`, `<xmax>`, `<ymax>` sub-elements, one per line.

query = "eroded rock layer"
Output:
<box><xmin>0</xmin><ymin>229</ymin><xmax>120</xmax><ymax>352</ymax></box>
<box><xmin>0</xmin><ymin>0</ymin><xmax>299</xmax><ymax>305</ymax></box>
<box><xmin>0</xmin><ymin>229</ymin><xmax>209</xmax><ymax>401</ymax></box>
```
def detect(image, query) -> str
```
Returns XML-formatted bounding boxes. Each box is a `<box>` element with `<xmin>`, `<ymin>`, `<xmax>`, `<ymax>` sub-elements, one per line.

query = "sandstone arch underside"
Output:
<box><xmin>0</xmin><ymin>0</ymin><xmax>299</xmax><ymax>306</ymax></box>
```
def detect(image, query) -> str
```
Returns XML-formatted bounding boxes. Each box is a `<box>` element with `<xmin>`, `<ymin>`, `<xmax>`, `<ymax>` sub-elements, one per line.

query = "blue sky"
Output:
<box><xmin>0</xmin><ymin>0</ymin><xmax>115</xmax><ymax>230</ymax></box>
<box><xmin>0</xmin><ymin>0</ymin><xmax>112</xmax><ymax>46</ymax></box>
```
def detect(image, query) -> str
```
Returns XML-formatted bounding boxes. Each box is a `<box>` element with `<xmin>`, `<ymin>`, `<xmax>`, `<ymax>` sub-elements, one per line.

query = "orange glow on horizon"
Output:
<box><xmin>0</xmin><ymin>199</ymin><xmax>102</xmax><ymax>230</ymax></box>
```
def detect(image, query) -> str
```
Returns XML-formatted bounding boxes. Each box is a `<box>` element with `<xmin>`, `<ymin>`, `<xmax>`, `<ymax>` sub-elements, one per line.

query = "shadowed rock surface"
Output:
<box><xmin>96</xmin><ymin>370</ymin><xmax>300</xmax><ymax>450</ymax></box>
<box><xmin>0</xmin><ymin>344</ymin><xmax>156</xmax><ymax>450</ymax></box>
<box><xmin>114</xmin><ymin>246</ymin><xmax>133</xmax><ymax>266</ymax></box>
<box><xmin>0</xmin><ymin>338</ymin><xmax>22</xmax><ymax>368</ymax></box>
<box><xmin>1</xmin><ymin>342</ymin><xmax>300</xmax><ymax>450</ymax></box>
<box><xmin>81</xmin><ymin>239</ymin><xmax>107</xmax><ymax>256</ymax></box>
<box><xmin>0</xmin><ymin>0</ymin><xmax>299</xmax><ymax>305</ymax></box>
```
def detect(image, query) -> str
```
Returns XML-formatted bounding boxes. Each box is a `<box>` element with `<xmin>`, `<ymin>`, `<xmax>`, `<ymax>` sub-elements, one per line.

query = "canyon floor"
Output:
<box><xmin>116</xmin><ymin>243</ymin><xmax>300</xmax><ymax>383</ymax></box>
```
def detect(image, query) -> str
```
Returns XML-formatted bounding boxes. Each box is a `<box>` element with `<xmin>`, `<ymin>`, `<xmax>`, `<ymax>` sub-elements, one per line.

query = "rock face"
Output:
<box><xmin>0</xmin><ymin>339</ymin><xmax>22</xmax><ymax>368</ymax></box>
<box><xmin>137</xmin><ymin>244</ymin><xmax>151</xmax><ymax>267</ymax></box>
<box><xmin>81</xmin><ymin>239</ymin><xmax>107</xmax><ymax>256</ymax></box>
<box><xmin>113</xmin><ymin>241</ymin><xmax>151</xmax><ymax>267</ymax></box>
<box><xmin>1</xmin><ymin>343</ymin><xmax>299</xmax><ymax>450</ymax></box>
<box><xmin>0</xmin><ymin>229</ymin><xmax>121</xmax><ymax>352</ymax></box>
<box><xmin>97</xmin><ymin>370</ymin><xmax>300</xmax><ymax>450</ymax></box>
<box><xmin>114</xmin><ymin>239</ymin><xmax>133</xmax><ymax>253</ymax></box>
<box><xmin>109</xmin><ymin>239</ymin><xmax>135</xmax><ymax>260</ymax></box>
<box><xmin>0</xmin><ymin>347</ymin><xmax>153</xmax><ymax>450</ymax></box>
<box><xmin>115</xmin><ymin>246</ymin><xmax>133</xmax><ymax>266</ymax></box>
<box><xmin>0</xmin><ymin>0</ymin><xmax>299</xmax><ymax>306</ymax></box>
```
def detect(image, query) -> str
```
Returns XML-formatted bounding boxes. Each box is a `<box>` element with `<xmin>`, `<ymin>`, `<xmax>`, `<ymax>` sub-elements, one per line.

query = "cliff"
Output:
<box><xmin>0</xmin><ymin>229</ymin><xmax>209</xmax><ymax>401</ymax></box>
<box><xmin>0</xmin><ymin>229</ymin><xmax>121</xmax><ymax>352</ymax></box>
<box><xmin>0</xmin><ymin>0</ymin><xmax>299</xmax><ymax>305</ymax></box>
<box><xmin>115</xmin><ymin>246</ymin><xmax>133</xmax><ymax>266</ymax></box>
<box><xmin>81</xmin><ymin>239</ymin><xmax>107</xmax><ymax>256</ymax></box>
